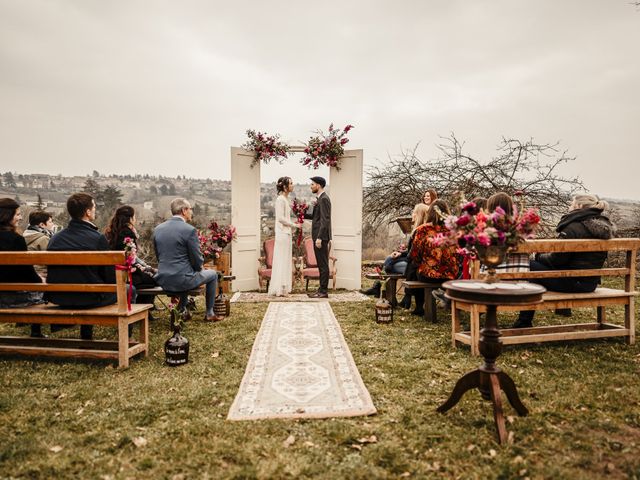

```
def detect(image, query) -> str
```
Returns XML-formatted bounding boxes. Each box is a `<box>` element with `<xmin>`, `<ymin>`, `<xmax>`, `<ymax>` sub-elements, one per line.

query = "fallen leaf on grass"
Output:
<box><xmin>508</xmin><ymin>431</ymin><xmax>515</xmax><ymax>444</ymax></box>
<box><xmin>507</xmin><ymin>416</ymin><xmax>515</xmax><ymax>424</ymax></box>
<box><xmin>489</xmin><ymin>449</ymin><xmax>497</xmax><ymax>457</ymax></box>
<box><xmin>605</xmin><ymin>463</ymin><xmax>615</xmax><ymax>473</ymax></box>
<box><xmin>133</xmin><ymin>436</ymin><xmax>147</xmax><ymax>448</ymax></box>
<box><xmin>211</xmin><ymin>351</ymin><xmax>220</xmax><ymax>358</ymax></box>
<box><xmin>466</xmin><ymin>444</ymin><xmax>476</xmax><ymax>452</ymax></box>
<box><xmin>303</xmin><ymin>441</ymin><xmax>316</xmax><ymax>448</ymax></box>
<box><xmin>535</xmin><ymin>359</ymin><xmax>543</xmax><ymax>365</ymax></box>
<box><xmin>512</xmin><ymin>455</ymin><xmax>524</xmax><ymax>464</ymax></box>
<box><xmin>283</xmin><ymin>435</ymin><xmax>295</xmax><ymax>448</ymax></box>
<box><xmin>350</xmin><ymin>444</ymin><xmax>362</xmax><ymax>451</ymax></box>
<box><xmin>356</xmin><ymin>435</ymin><xmax>378</xmax><ymax>444</ymax></box>
<box><xmin>75</xmin><ymin>407</ymin><xmax>84</xmax><ymax>416</ymax></box>
<box><xmin>400</xmin><ymin>472</ymin><xmax>411</xmax><ymax>478</ymax></box>
<box><xmin>425</xmin><ymin>462</ymin><xmax>441</xmax><ymax>472</ymax></box>
<box><xmin>49</xmin><ymin>445</ymin><xmax>63</xmax><ymax>453</ymax></box>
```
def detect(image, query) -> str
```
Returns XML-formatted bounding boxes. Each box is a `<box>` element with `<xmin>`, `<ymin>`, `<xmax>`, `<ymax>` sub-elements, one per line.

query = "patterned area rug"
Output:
<box><xmin>227</xmin><ymin>302</ymin><xmax>377</xmax><ymax>420</ymax></box>
<box><xmin>230</xmin><ymin>291</ymin><xmax>370</xmax><ymax>303</ymax></box>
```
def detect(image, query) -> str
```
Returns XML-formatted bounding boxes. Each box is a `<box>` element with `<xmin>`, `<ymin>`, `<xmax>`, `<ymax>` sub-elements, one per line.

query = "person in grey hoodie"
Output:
<box><xmin>513</xmin><ymin>193</ymin><xmax>616</xmax><ymax>328</ymax></box>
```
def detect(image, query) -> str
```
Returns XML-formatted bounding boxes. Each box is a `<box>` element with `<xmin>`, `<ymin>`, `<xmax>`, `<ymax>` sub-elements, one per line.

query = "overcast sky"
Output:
<box><xmin>1</xmin><ymin>1</ymin><xmax>639</xmax><ymax>199</ymax></box>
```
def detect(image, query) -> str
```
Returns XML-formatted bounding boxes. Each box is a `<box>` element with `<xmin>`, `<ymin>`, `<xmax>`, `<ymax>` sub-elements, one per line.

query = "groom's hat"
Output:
<box><xmin>310</xmin><ymin>176</ymin><xmax>326</xmax><ymax>188</ymax></box>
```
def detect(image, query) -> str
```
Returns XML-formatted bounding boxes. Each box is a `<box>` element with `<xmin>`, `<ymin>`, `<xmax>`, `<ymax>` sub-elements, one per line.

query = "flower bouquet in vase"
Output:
<box><xmin>434</xmin><ymin>201</ymin><xmax>541</xmax><ymax>283</ymax></box>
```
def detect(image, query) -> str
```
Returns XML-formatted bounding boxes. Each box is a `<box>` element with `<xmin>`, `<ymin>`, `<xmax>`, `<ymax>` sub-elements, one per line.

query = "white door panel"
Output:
<box><xmin>231</xmin><ymin>147</ymin><xmax>260</xmax><ymax>291</ymax></box>
<box><xmin>329</xmin><ymin>149</ymin><xmax>363</xmax><ymax>290</ymax></box>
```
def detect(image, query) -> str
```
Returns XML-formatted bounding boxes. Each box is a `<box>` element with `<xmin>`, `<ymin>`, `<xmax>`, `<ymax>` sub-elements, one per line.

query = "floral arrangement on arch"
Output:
<box><xmin>198</xmin><ymin>220</ymin><xmax>237</xmax><ymax>262</ymax></box>
<box><xmin>301</xmin><ymin>123</ymin><xmax>354</xmax><ymax>170</ymax></box>
<box><xmin>433</xmin><ymin>201</ymin><xmax>541</xmax><ymax>257</ymax></box>
<box><xmin>242</xmin><ymin>130</ymin><xmax>290</xmax><ymax>167</ymax></box>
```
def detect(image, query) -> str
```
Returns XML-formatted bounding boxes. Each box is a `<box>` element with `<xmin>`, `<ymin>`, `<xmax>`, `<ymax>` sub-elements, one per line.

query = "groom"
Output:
<box><xmin>305</xmin><ymin>176</ymin><xmax>332</xmax><ymax>298</ymax></box>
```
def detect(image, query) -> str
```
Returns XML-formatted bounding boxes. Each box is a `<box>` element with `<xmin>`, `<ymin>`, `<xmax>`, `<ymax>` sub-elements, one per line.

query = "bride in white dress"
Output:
<box><xmin>268</xmin><ymin>177</ymin><xmax>301</xmax><ymax>296</ymax></box>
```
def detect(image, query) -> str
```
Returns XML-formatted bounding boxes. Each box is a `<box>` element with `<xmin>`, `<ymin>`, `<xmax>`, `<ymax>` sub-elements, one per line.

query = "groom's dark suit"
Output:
<box><xmin>305</xmin><ymin>192</ymin><xmax>332</xmax><ymax>294</ymax></box>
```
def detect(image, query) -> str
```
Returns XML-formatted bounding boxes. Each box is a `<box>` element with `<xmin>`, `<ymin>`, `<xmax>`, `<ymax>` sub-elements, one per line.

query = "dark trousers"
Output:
<box><xmin>517</xmin><ymin>259</ymin><xmax>597</xmax><ymax>323</ymax></box>
<box><xmin>314</xmin><ymin>239</ymin><xmax>330</xmax><ymax>293</ymax></box>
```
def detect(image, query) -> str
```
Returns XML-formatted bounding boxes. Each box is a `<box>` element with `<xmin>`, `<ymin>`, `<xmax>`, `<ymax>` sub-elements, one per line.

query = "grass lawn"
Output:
<box><xmin>1</xmin><ymin>278</ymin><xmax>639</xmax><ymax>479</ymax></box>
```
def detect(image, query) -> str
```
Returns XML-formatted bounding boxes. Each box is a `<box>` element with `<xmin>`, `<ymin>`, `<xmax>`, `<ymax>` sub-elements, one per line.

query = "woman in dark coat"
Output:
<box><xmin>104</xmin><ymin>205</ymin><xmax>157</xmax><ymax>305</ymax></box>
<box><xmin>513</xmin><ymin>193</ymin><xmax>616</xmax><ymax>328</ymax></box>
<box><xmin>0</xmin><ymin>198</ymin><xmax>45</xmax><ymax>337</ymax></box>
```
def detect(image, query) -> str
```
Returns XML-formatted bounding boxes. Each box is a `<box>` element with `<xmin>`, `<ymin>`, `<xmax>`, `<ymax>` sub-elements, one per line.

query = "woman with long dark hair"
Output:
<box><xmin>104</xmin><ymin>205</ymin><xmax>157</xmax><ymax>304</ymax></box>
<box><xmin>0</xmin><ymin>198</ymin><xmax>45</xmax><ymax>336</ymax></box>
<box><xmin>268</xmin><ymin>177</ymin><xmax>302</xmax><ymax>296</ymax></box>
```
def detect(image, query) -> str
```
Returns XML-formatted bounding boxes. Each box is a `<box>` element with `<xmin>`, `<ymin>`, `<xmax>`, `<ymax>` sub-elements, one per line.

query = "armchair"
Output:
<box><xmin>301</xmin><ymin>237</ymin><xmax>337</xmax><ymax>291</ymax></box>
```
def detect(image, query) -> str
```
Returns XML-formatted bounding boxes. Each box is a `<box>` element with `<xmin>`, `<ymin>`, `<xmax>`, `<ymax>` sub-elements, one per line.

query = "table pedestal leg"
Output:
<box><xmin>437</xmin><ymin>304</ymin><xmax>529</xmax><ymax>444</ymax></box>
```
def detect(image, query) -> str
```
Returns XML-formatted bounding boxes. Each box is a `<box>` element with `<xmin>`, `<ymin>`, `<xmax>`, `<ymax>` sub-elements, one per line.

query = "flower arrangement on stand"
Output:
<box><xmin>291</xmin><ymin>198</ymin><xmax>308</xmax><ymax>247</ymax></box>
<box><xmin>433</xmin><ymin>201</ymin><xmax>541</xmax><ymax>282</ymax></box>
<box><xmin>198</xmin><ymin>220</ymin><xmax>238</xmax><ymax>263</ymax></box>
<box><xmin>301</xmin><ymin>123</ymin><xmax>354</xmax><ymax>170</ymax></box>
<box><xmin>242</xmin><ymin>129</ymin><xmax>290</xmax><ymax>167</ymax></box>
<box><xmin>117</xmin><ymin>236</ymin><xmax>138</xmax><ymax>310</ymax></box>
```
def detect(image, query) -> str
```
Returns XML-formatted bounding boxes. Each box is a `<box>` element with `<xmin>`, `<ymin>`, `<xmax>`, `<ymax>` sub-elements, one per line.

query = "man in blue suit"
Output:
<box><xmin>153</xmin><ymin>198</ymin><xmax>222</xmax><ymax>321</ymax></box>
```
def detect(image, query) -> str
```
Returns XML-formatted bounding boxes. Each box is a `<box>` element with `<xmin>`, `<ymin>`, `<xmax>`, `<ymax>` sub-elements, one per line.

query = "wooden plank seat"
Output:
<box><xmin>451</xmin><ymin>238</ymin><xmax>639</xmax><ymax>355</ymax></box>
<box><xmin>137</xmin><ymin>275</ymin><xmax>236</xmax><ymax>303</ymax></box>
<box><xmin>0</xmin><ymin>251</ymin><xmax>152</xmax><ymax>368</ymax></box>
<box><xmin>402</xmin><ymin>280</ymin><xmax>444</xmax><ymax>322</ymax></box>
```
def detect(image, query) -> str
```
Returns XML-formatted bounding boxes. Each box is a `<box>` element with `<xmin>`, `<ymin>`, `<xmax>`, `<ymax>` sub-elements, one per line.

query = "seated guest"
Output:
<box><xmin>407</xmin><ymin>200</ymin><xmax>460</xmax><ymax>316</ymax></box>
<box><xmin>153</xmin><ymin>198</ymin><xmax>222</xmax><ymax>321</ymax></box>
<box><xmin>23</xmin><ymin>210</ymin><xmax>55</xmax><ymax>278</ymax></box>
<box><xmin>0</xmin><ymin>198</ymin><xmax>45</xmax><ymax>337</ymax></box>
<box><xmin>362</xmin><ymin>203</ymin><xmax>429</xmax><ymax>298</ymax></box>
<box><xmin>422</xmin><ymin>189</ymin><xmax>438</xmax><ymax>208</ymax></box>
<box><xmin>46</xmin><ymin>193</ymin><xmax>117</xmax><ymax>340</ymax></box>
<box><xmin>513</xmin><ymin>193</ymin><xmax>616</xmax><ymax>328</ymax></box>
<box><xmin>471</xmin><ymin>196</ymin><xmax>487</xmax><ymax>212</ymax></box>
<box><xmin>105</xmin><ymin>205</ymin><xmax>157</xmax><ymax>305</ymax></box>
<box><xmin>483</xmin><ymin>192</ymin><xmax>530</xmax><ymax>273</ymax></box>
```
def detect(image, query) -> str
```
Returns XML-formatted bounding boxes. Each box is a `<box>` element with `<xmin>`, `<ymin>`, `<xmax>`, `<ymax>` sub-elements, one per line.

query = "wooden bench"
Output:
<box><xmin>402</xmin><ymin>280</ymin><xmax>444</xmax><ymax>322</ymax></box>
<box><xmin>0</xmin><ymin>251</ymin><xmax>152</xmax><ymax>368</ymax></box>
<box><xmin>451</xmin><ymin>238</ymin><xmax>639</xmax><ymax>355</ymax></box>
<box><xmin>137</xmin><ymin>275</ymin><xmax>236</xmax><ymax>308</ymax></box>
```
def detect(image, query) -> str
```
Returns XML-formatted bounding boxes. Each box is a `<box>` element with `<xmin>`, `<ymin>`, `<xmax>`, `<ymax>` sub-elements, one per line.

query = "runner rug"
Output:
<box><xmin>227</xmin><ymin>302</ymin><xmax>377</xmax><ymax>421</ymax></box>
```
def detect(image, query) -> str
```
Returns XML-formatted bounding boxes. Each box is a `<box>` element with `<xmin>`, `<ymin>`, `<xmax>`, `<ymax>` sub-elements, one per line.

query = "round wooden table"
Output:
<box><xmin>436</xmin><ymin>280</ymin><xmax>546</xmax><ymax>444</ymax></box>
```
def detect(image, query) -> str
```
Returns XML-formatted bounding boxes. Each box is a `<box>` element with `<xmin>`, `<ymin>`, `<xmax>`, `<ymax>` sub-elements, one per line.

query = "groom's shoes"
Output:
<box><xmin>307</xmin><ymin>292</ymin><xmax>329</xmax><ymax>298</ymax></box>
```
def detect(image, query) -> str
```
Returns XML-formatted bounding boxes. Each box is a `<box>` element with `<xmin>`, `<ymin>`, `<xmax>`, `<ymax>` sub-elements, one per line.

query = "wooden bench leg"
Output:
<box><xmin>451</xmin><ymin>301</ymin><xmax>460</xmax><ymax>347</ymax></box>
<box><xmin>471</xmin><ymin>305</ymin><xmax>480</xmax><ymax>356</ymax></box>
<box><xmin>626</xmin><ymin>298</ymin><xmax>635</xmax><ymax>345</ymax></box>
<box><xmin>597</xmin><ymin>306</ymin><xmax>606</xmax><ymax>324</ymax></box>
<box><xmin>118</xmin><ymin>317</ymin><xmax>129</xmax><ymax>368</ymax></box>
<box><xmin>423</xmin><ymin>288</ymin><xmax>437</xmax><ymax>323</ymax></box>
<box><xmin>140</xmin><ymin>313</ymin><xmax>149</xmax><ymax>358</ymax></box>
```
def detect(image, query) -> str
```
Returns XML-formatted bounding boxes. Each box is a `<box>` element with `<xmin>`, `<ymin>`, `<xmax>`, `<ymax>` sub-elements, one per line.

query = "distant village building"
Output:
<box><xmin>143</xmin><ymin>201</ymin><xmax>154</xmax><ymax>210</ymax></box>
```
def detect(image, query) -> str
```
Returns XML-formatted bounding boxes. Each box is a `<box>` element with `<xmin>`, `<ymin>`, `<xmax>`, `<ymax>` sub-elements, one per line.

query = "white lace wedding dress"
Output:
<box><xmin>268</xmin><ymin>194</ymin><xmax>296</xmax><ymax>296</ymax></box>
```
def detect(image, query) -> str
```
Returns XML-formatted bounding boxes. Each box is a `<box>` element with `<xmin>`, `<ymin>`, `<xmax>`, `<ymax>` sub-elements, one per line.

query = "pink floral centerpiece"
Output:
<box><xmin>301</xmin><ymin>123</ymin><xmax>354</xmax><ymax>170</ymax></box>
<box><xmin>433</xmin><ymin>201</ymin><xmax>541</xmax><ymax>282</ymax></box>
<box><xmin>198</xmin><ymin>221</ymin><xmax>237</xmax><ymax>262</ymax></box>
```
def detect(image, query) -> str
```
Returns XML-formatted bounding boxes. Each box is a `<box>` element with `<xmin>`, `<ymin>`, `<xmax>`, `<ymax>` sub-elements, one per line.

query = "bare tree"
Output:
<box><xmin>364</xmin><ymin>133</ymin><xmax>585</xmax><ymax>234</ymax></box>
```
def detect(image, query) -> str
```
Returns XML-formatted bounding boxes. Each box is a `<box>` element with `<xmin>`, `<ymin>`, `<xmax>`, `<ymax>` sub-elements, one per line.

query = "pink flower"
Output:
<box><xmin>477</xmin><ymin>233</ymin><xmax>491</xmax><ymax>246</ymax></box>
<box><xmin>456</xmin><ymin>215</ymin><xmax>471</xmax><ymax>227</ymax></box>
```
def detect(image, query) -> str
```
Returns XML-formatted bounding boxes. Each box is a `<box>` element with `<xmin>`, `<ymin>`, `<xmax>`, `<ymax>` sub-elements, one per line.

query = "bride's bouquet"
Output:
<box><xmin>291</xmin><ymin>198</ymin><xmax>308</xmax><ymax>247</ymax></box>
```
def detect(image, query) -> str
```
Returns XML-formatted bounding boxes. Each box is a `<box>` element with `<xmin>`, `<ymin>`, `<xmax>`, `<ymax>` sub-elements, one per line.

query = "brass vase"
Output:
<box><xmin>475</xmin><ymin>245</ymin><xmax>509</xmax><ymax>283</ymax></box>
